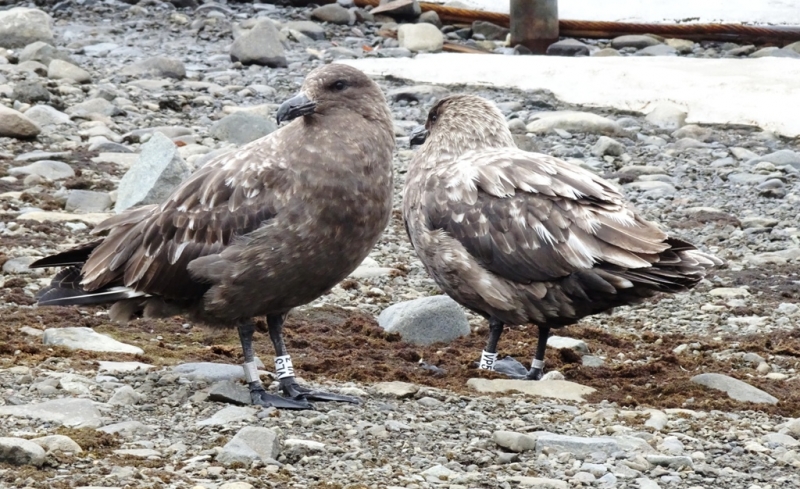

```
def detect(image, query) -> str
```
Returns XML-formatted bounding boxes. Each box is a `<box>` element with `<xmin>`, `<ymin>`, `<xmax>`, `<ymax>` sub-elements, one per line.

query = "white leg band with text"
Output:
<box><xmin>531</xmin><ymin>359</ymin><xmax>545</xmax><ymax>370</ymax></box>
<box><xmin>243</xmin><ymin>361</ymin><xmax>260</xmax><ymax>383</ymax></box>
<box><xmin>274</xmin><ymin>355</ymin><xmax>295</xmax><ymax>379</ymax></box>
<box><xmin>479</xmin><ymin>350</ymin><xmax>498</xmax><ymax>370</ymax></box>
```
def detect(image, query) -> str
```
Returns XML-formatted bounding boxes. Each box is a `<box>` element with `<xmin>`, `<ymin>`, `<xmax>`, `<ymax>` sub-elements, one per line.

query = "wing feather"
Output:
<box><xmin>79</xmin><ymin>140</ymin><xmax>284</xmax><ymax>301</ymax></box>
<box><xmin>421</xmin><ymin>147</ymin><xmax>679</xmax><ymax>285</ymax></box>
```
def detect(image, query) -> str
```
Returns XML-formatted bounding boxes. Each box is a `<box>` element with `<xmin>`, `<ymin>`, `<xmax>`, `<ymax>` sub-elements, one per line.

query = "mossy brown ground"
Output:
<box><xmin>2</xmin><ymin>264</ymin><xmax>798</xmax><ymax>418</ymax></box>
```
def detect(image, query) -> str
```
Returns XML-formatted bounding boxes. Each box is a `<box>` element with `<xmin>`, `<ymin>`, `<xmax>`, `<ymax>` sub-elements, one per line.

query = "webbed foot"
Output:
<box><xmin>250</xmin><ymin>386</ymin><xmax>313</xmax><ymax>410</ymax></box>
<box><xmin>279</xmin><ymin>378</ymin><xmax>361</xmax><ymax>404</ymax></box>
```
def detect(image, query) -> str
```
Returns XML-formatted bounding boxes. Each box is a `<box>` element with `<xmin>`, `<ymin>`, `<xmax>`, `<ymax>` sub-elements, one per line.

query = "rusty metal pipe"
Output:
<box><xmin>354</xmin><ymin>0</ymin><xmax>800</xmax><ymax>44</ymax></box>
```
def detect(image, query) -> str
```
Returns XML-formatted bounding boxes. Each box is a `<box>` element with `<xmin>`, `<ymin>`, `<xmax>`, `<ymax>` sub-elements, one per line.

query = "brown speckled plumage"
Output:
<box><xmin>403</xmin><ymin>94</ymin><xmax>722</xmax><ymax>378</ymax></box>
<box><xmin>33</xmin><ymin>64</ymin><xmax>395</xmax><ymax>328</ymax></box>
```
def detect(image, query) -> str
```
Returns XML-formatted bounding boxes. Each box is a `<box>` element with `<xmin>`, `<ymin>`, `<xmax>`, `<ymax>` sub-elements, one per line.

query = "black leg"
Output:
<box><xmin>266</xmin><ymin>314</ymin><xmax>360</xmax><ymax>405</ymax></box>
<box><xmin>526</xmin><ymin>324</ymin><xmax>550</xmax><ymax>380</ymax></box>
<box><xmin>237</xmin><ymin>320</ymin><xmax>311</xmax><ymax>410</ymax></box>
<box><xmin>478</xmin><ymin>318</ymin><xmax>503</xmax><ymax>369</ymax></box>
<box><xmin>479</xmin><ymin>318</ymin><xmax>529</xmax><ymax>378</ymax></box>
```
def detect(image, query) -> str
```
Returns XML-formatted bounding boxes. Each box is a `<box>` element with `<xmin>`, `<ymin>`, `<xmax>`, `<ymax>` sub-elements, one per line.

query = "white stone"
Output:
<box><xmin>492</xmin><ymin>430</ymin><xmax>539</xmax><ymax>452</ymax></box>
<box><xmin>467</xmin><ymin>378</ymin><xmax>596</xmax><ymax>402</ymax></box>
<box><xmin>709</xmin><ymin>287</ymin><xmax>750</xmax><ymax>298</ymax></box>
<box><xmin>23</xmin><ymin>105</ymin><xmax>72</xmax><ymax>126</ymax></box>
<box><xmin>373</xmin><ymin>381</ymin><xmax>419</xmax><ymax>398</ymax></box>
<box><xmin>398</xmin><ymin>23</ymin><xmax>444</xmax><ymax>52</ymax></box>
<box><xmin>14</xmin><ymin>211</ymin><xmax>112</xmax><ymax>225</ymax></box>
<box><xmin>31</xmin><ymin>435</ymin><xmax>83</xmax><ymax>454</ymax></box>
<box><xmin>547</xmin><ymin>335</ymin><xmax>589</xmax><ymax>354</ymax></box>
<box><xmin>284</xmin><ymin>439</ymin><xmax>325</xmax><ymax>451</ymax></box>
<box><xmin>48</xmin><ymin>59</ymin><xmax>91</xmax><ymax>83</ymax></box>
<box><xmin>0</xmin><ymin>437</ymin><xmax>46</xmax><ymax>467</ymax></box>
<box><xmin>97</xmin><ymin>361</ymin><xmax>154</xmax><ymax>374</ymax></box>
<box><xmin>526</xmin><ymin>111</ymin><xmax>627</xmax><ymax>136</ymax></box>
<box><xmin>196</xmin><ymin>406</ymin><xmax>257</xmax><ymax>426</ymax></box>
<box><xmin>645</xmin><ymin>101</ymin><xmax>688</xmax><ymax>129</ymax></box>
<box><xmin>691</xmin><ymin>373</ymin><xmax>778</xmax><ymax>404</ymax></box>
<box><xmin>0</xmin><ymin>398</ymin><xmax>102</xmax><ymax>428</ymax></box>
<box><xmin>0</xmin><ymin>8</ymin><xmax>54</xmax><ymax>49</ymax></box>
<box><xmin>43</xmin><ymin>327</ymin><xmax>143</xmax><ymax>355</ymax></box>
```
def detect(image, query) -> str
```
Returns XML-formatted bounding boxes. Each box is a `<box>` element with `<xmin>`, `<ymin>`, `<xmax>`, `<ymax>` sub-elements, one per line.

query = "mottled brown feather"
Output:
<box><xmin>403</xmin><ymin>94</ymin><xmax>723</xmax><ymax>327</ymax></box>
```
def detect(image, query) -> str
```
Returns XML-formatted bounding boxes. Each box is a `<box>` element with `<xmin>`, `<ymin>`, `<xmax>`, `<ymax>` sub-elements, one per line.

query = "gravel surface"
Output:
<box><xmin>1</xmin><ymin>1</ymin><xmax>799</xmax><ymax>488</ymax></box>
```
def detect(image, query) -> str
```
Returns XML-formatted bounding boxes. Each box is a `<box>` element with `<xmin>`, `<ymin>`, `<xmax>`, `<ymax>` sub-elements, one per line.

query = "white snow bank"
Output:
<box><xmin>340</xmin><ymin>54</ymin><xmax>800</xmax><ymax>137</ymax></box>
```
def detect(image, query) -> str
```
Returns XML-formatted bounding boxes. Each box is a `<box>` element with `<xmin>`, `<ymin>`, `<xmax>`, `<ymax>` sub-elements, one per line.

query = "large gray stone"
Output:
<box><xmin>283</xmin><ymin>21</ymin><xmax>326</xmax><ymax>41</ymax></box>
<box><xmin>398</xmin><ymin>23</ymin><xmax>443</xmax><ymax>52</ymax></box>
<box><xmin>48</xmin><ymin>59</ymin><xmax>92</xmax><ymax>84</ymax></box>
<box><xmin>197</xmin><ymin>406</ymin><xmax>257</xmax><ymax>427</ymax></box>
<box><xmin>547</xmin><ymin>39</ymin><xmax>589</xmax><ymax>57</ymax></box>
<box><xmin>172</xmin><ymin>361</ymin><xmax>265</xmax><ymax>382</ymax></box>
<box><xmin>115</xmin><ymin>132</ymin><xmax>191</xmax><ymax>212</ymax></box>
<box><xmin>310</xmin><ymin>4</ymin><xmax>355</xmax><ymax>25</ymax></box>
<box><xmin>24</xmin><ymin>105</ymin><xmax>72</xmax><ymax>127</ymax></box>
<box><xmin>11</xmin><ymin>81</ymin><xmax>51</xmax><ymax>104</ymax></box>
<box><xmin>0</xmin><ymin>398</ymin><xmax>102</xmax><ymax>428</ymax></box>
<box><xmin>108</xmin><ymin>385</ymin><xmax>145</xmax><ymax>406</ymax></box>
<box><xmin>0</xmin><ymin>105</ymin><xmax>40</xmax><ymax>139</ymax></box>
<box><xmin>120</xmin><ymin>56</ymin><xmax>186</xmax><ymax>80</ymax></box>
<box><xmin>97</xmin><ymin>421</ymin><xmax>154</xmax><ymax>438</ymax></box>
<box><xmin>610</xmin><ymin>35</ymin><xmax>661</xmax><ymax>50</ymax></box>
<box><xmin>65</xmin><ymin>98</ymin><xmax>121</xmax><ymax>117</ymax></box>
<box><xmin>43</xmin><ymin>327</ymin><xmax>144</xmax><ymax>355</ymax></box>
<box><xmin>210</xmin><ymin>112</ymin><xmax>277</xmax><ymax>146</ymax></box>
<box><xmin>0</xmin><ymin>438</ymin><xmax>46</xmax><ymax>467</ymax></box>
<box><xmin>230</xmin><ymin>19</ymin><xmax>287</xmax><ymax>68</ymax></box>
<box><xmin>746</xmin><ymin>149</ymin><xmax>800</xmax><ymax>169</ymax></box>
<box><xmin>592</xmin><ymin>136</ymin><xmax>625</xmax><ymax>156</ymax></box>
<box><xmin>208</xmin><ymin>380</ymin><xmax>252</xmax><ymax>406</ymax></box>
<box><xmin>371</xmin><ymin>0</ymin><xmax>422</xmax><ymax>20</ymax></box>
<box><xmin>493</xmin><ymin>430</ymin><xmax>540</xmax><ymax>452</ymax></box>
<box><xmin>691</xmin><ymin>373</ymin><xmax>778</xmax><ymax>404</ymax></box>
<box><xmin>637</xmin><ymin>44</ymin><xmax>678</xmax><ymax>56</ymax></box>
<box><xmin>535</xmin><ymin>434</ymin><xmax>620</xmax><ymax>458</ymax></box>
<box><xmin>30</xmin><ymin>435</ymin><xmax>83</xmax><ymax>454</ymax></box>
<box><xmin>547</xmin><ymin>335</ymin><xmax>589</xmax><ymax>355</ymax></box>
<box><xmin>377</xmin><ymin>295</ymin><xmax>470</xmax><ymax>346</ymax></box>
<box><xmin>65</xmin><ymin>190</ymin><xmax>112</xmax><ymax>213</ymax></box>
<box><xmin>8</xmin><ymin>160</ymin><xmax>73</xmax><ymax>180</ymax></box>
<box><xmin>19</xmin><ymin>41</ymin><xmax>74</xmax><ymax>66</ymax></box>
<box><xmin>526</xmin><ymin>111</ymin><xmax>627</xmax><ymax>136</ymax></box>
<box><xmin>217</xmin><ymin>426</ymin><xmax>280</xmax><ymax>466</ymax></box>
<box><xmin>0</xmin><ymin>8</ymin><xmax>54</xmax><ymax>49</ymax></box>
<box><xmin>373</xmin><ymin>381</ymin><xmax>419</xmax><ymax>398</ymax></box>
<box><xmin>472</xmin><ymin>20</ymin><xmax>508</xmax><ymax>41</ymax></box>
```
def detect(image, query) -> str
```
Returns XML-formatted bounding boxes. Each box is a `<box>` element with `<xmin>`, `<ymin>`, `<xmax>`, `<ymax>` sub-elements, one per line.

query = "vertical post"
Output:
<box><xmin>509</xmin><ymin>0</ymin><xmax>559</xmax><ymax>54</ymax></box>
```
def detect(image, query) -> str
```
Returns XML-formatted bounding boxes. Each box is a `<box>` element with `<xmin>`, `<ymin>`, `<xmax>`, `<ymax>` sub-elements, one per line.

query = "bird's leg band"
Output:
<box><xmin>242</xmin><ymin>361</ymin><xmax>260</xmax><ymax>383</ymax></box>
<box><xmin>479</xmin><ymin>350</ymin><xmax>498</xmax><ymax>370</ymax></box>
<box><xmin>531</xmin><ymin>359</ymin><xmax>545</xmax><ymax>370</ymax></box>
<box><xmin>274</xmin><ymin>354</ymin><xmax>295</xmax><ymax>380</ymax></box>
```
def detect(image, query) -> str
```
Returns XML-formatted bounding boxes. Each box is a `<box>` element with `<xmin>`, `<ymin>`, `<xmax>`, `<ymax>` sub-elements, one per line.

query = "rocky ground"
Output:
<box><xmin>1</xmin><ymin>1</ymin><xmax>800</xmax><ymax>488</ymax></box>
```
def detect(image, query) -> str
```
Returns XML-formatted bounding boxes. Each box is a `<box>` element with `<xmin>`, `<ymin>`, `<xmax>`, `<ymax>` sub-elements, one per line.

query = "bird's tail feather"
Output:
<box><xmin>29</xmin><ymin>240</ymin><xmax>103</xmax><ymax>269</ymax></box>
<box><xmin>35</xmin><ymin>265</ymin><xmax>145</xmax><ymax>307</ymax></box>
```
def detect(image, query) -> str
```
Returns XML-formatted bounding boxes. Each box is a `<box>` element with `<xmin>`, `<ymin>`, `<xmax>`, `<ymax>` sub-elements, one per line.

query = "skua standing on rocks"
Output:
<box><xmin>403</xmin><ymin>94</ymin><xmax>723</xmax><ymax>380</ymax></box>
<box><xmin>29</xmin><ymin>64</ymin><xmax>396</xmax><ymax>410</ymax></box>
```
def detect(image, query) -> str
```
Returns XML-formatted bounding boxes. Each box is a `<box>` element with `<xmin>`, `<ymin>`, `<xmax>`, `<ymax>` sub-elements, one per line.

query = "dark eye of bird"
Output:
<box><xmin>430</xmin><ymin>114</ymin><xmax>437</xmax><ymax>123</ymax></box>
<box><xmin>332</xmin><ymin>80</ymin><xmax>346</xmax><ymax>91</ymax></box>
